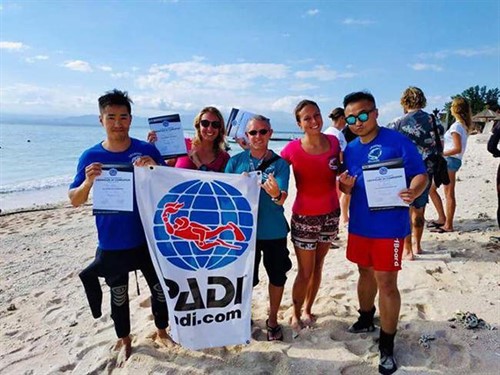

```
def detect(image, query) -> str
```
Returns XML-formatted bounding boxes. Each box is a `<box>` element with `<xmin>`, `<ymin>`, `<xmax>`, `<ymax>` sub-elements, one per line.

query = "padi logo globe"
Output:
<box><xmin>153</xmin><ymin>179</ymin><xmax>253</xmax><ymax>271</ymax></box>
<box><xmin>379</xmin><ymin>167</ymin><xmax>388</xmax><ymax>175</ymax></box>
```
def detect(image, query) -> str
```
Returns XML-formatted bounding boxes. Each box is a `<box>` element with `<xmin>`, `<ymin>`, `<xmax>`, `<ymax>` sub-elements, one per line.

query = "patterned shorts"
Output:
<box><xmin>291</xmin><ymin>209</ymin><xmax>340</xmax><ymax>250</ymax></box>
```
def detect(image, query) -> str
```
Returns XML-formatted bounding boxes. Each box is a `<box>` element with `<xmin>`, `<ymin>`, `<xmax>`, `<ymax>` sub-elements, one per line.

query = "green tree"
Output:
<box><xmin>443</xmin><ymin>85</ymin><xmax>500</xmax><ymax>126</ymax></box>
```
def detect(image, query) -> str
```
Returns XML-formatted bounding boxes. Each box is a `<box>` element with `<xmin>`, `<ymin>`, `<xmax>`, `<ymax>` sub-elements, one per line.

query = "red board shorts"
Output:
<box><xmin>346</xmin><ymin>233</ymin><xmax>404</xmax><ymax>271</ymax></box>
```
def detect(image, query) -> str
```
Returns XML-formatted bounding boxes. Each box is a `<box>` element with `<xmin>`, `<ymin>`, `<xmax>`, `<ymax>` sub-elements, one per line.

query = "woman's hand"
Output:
<box><xmin>147</xmin><ymin>131</ymin><xmax>157</xmax><ymax>143</ymax></box>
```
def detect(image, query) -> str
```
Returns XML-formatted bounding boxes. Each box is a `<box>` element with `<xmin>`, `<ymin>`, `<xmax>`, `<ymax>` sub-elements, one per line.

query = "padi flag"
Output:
<box><xmin>135</xmin><ymin>165</ymin><xmax>260</xmax><ymax>350</ymax></box>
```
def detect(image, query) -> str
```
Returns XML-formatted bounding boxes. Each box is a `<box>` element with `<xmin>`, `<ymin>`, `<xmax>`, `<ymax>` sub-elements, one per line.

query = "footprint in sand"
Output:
<box><xmin>416</xmin><ymin>303</ymin><xmax>428</xmax><ymax>320</ymax></box>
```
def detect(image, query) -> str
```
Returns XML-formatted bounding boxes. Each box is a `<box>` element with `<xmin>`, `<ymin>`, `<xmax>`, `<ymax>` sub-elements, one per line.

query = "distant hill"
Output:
<box><xmin>1</xmin><ymin>110</ymin><xmax>298</xmax><ymax>132</ymax></box>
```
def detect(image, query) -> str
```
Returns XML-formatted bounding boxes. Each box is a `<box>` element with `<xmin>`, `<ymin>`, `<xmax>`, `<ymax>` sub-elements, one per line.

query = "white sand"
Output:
<box><xmin>1</xmin><ymin>134</ymin><xmax>499</xmax><ymax>374</ymax></box>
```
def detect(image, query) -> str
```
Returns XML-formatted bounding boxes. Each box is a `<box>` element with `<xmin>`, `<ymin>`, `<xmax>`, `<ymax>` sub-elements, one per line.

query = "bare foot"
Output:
<box><xmin>119</xmin><ymin>335</ymin><xmax>132</xmax><ymax>360</ymax></box>
<box><xmin>402</xmin><ymin>251</ymin><xmax>415</xmax><ymax>261</ymax></box>
<box><xmin>154</xmin><ymin>328</ymin><xmax>175</xmax><ymax>348</ymax></box>
<box><xmin>300</xmin><ymin>312</ymin><xmax>317</xmax><ymax>327</ymax></box>
<box><xmin>290</xmin><ymin>316</ymin><xmax>303</xmax><ymax>338</ymax></box>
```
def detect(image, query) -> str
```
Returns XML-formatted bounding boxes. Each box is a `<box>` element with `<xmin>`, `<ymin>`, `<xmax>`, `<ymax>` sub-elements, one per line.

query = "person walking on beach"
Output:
<box><xmin>487</xmin><ymin>108</ymin><xmax>500</xmax><ymax>237</ymax></box>
<box><xmin>428</xmin><ymin>97</ymin><xmax>472</xmax><ymax>233</ymax></box>
<box><xmin>281</xmin><ymin>100</ymin><xmax>341</xmax><ymax>335</ymax></box>
<box><xmin>149</xmin><ymin>106</ymin><xmax>230</xmax><ymax>172</ymax></box>
<box><xmin>387</xmin><ymin>87</ymin><xmax>439</xmax><ymax>259</ymax></box>
<box><xmin>69</xmin><ymin>89</ymin><xmax>170</xmax><ymax>360</ymax></box>
<box><xmin>225</xmin><ymin>115</ymin><xmax>292</xmax><ymax>341</ymax></box>
<box><xmin>339</xmin><ymin>91</ymin><xmax>427</xmax><ymax>375</ymax></box>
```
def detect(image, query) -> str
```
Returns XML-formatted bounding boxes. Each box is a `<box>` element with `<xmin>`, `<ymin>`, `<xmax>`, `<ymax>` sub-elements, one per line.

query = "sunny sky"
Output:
<box><xmin>1</xmin><ymin>0</ymin><xmax>499</xmax><ymax>129</ymax></box>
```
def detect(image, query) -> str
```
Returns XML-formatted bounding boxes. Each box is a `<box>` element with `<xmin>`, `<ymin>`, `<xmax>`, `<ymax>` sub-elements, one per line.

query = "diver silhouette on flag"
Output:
<box><xmin>162</xmin><ymin>202</ymin><xmax>246</xmax><ymax>250</ymax></box>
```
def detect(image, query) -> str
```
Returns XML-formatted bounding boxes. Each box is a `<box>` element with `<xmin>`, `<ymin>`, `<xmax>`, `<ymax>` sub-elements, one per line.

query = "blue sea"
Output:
<box><xmin>0</xmin><ymin>122</ymin><xmax>298</xmax><ymax>212</ymax></box>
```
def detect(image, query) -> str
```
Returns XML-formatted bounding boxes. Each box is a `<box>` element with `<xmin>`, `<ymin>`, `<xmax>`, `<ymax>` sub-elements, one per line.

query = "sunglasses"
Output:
<box><xmin>247</xmin><ymin>129</ymin><xmax>269</xmax><ymax>136</ymax></box>
<box><xmin>345</xmin><ymin>108</ymin><xmax>376</xmax><ymax>125</ymax></box>
<box><xmin>200</xmin><ymin>119</ymin><xmax>222</xmax><ymax>129</ymax></box>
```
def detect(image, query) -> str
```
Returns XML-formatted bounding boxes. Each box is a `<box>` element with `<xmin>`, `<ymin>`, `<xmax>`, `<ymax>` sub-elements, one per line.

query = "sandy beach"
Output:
<box><xmin>1</xmin><ymin>133</ymin><xmax>499</xmax><ymax>374</ymax></box>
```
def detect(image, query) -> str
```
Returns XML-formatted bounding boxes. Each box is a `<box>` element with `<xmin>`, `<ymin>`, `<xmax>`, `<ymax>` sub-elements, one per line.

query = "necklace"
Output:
<box><xmin>248</xmin><ymin>150</ymin><xmax>269</xmax><ymax>172</ymax></box>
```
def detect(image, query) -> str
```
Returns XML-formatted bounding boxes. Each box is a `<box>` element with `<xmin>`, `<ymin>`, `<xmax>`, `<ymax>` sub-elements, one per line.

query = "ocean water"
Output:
<box><xmin>0</xmin><ymin>122</ymin><xmax>297</xmax><ymax>211</ymax></box>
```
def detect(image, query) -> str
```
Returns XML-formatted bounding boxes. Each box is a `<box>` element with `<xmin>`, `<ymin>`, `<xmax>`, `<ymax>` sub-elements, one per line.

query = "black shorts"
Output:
<box><xmin>253</xmin><ymin>238</ymin><xmax>292</xmax><ymax>287</ymax></box>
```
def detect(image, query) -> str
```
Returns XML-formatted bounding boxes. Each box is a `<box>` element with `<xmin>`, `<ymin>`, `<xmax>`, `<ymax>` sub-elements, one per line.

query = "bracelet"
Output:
<box><xmin>271</xmin><ymin>191</ymin><xmax>282</xmax><ymax>202</ymax></box>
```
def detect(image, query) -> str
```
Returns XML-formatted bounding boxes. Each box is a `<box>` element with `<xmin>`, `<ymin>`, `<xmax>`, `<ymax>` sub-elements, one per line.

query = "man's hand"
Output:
<box><xmin>398</xmin><ymin>188</ymin><xmax>419</xmax><ymax>204</ymax></box>
<box><xmin>262</xmin><ymin>173</ymin><xmax>280</xmax><ymax>199</ymax></box>
<box><xmin>339</xmin><ymin>170</ymin><xmax>356</xmax><ymax>194</ymax></box>
<box><xmin>84</xmin><ymin>162</ymin><xmax>103</xmax><ymax>187</ymax></box>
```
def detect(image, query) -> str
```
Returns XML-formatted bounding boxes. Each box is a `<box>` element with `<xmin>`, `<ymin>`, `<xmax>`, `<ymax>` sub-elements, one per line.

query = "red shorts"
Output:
<box><xmin>346</xmin><ymin>233</ymin><xmax>404</xmax><ymax>271</ymax></box>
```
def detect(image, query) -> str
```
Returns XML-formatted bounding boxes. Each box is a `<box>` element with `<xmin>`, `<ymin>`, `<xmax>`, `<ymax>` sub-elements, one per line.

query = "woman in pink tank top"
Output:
<box><xmin>281</xmin><ymin>99</ymin><xmax>341</xmax><ymax>336</ymax></box>
<box><xmin>148</xmin><ymin>107</ymin><xmax>230</xmax><ymax>172</ymax></box>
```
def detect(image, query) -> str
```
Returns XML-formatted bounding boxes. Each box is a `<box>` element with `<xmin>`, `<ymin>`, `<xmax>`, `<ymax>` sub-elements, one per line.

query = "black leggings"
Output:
<box><xmin>80</xmin><ymin>245</ymin><xmax>168</xmax><ymax>338</ymax></box>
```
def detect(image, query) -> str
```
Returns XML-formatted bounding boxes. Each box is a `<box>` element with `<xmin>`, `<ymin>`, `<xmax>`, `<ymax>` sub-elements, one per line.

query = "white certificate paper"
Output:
<box><xmin>93</xmin><ymin>165</ymin><xmax>134</xmax><ymax>214</ymax></box>
<box><xmin>362</xmin><ymin>158</ymin><xmax>408</xmax><ymax>210</ymax></box>
<box><xmin>148</xmin><ymin>114</ymin><xmax>187</xmax><ymax>158</ymax></box>
<box><xmin>226</xmin><ymin>108</ymin><xmax>256</xmax><ymax>142</ymax></box>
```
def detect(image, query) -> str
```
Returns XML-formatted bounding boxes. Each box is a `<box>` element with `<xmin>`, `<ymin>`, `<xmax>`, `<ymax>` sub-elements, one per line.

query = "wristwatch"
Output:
<box><xmin>271</xmin><ymin>191</ymin><xmax>282</xmax><ymax>202</ymax></box>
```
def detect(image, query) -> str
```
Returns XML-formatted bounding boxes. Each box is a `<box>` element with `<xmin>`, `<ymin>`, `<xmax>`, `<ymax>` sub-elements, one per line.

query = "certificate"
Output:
<box><xmin>362</xmin><ymin>158</ymin><xmax>408</xmax><ymax>210</ymax></box>
<box><xmin>148</xmin><ymin>114</ymin><xmax>187</xmax><ymax>158</ymax></box>
<box><xmin>226</xmin><ymin>108</ymin><xmax>256</xmax><ymax>143</ymax></box>
<box><xmin>93</xmin><ymin>164</ymin><xmax>134</xmax><ymax>215</ymax></box>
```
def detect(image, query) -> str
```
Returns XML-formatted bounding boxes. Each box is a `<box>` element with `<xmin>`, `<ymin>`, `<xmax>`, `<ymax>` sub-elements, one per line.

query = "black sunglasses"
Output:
<box><xmin>200</xmin><ymin>119</ymin><xmax>222</xmax><ymax>129</ymax></box>
<box><xmin>247</xmin><ymin>129</ymin><xmax>269</xmax><ymax>136</ymax></box>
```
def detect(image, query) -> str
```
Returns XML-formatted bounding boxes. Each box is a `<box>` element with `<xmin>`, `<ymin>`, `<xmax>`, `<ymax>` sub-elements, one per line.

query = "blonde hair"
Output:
<box><xmin>451</xmin><ymin>97</ymin><xmax>472</xmax><ymax>133</ymax></box>
<box><xmin>192</xmin><ymin>106</ymin><xmax>226</xmax><ymax>152</ymax></box>
<box><xmin>400</xmin><ymin>86</ymin><xmax>427</xmax><ymax>111</ymax></box>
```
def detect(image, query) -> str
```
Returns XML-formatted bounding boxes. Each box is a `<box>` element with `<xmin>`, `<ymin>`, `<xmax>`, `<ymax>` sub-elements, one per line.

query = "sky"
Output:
<box><xmin>1</xmin><ymin>0</ymin><xmax>499</xmax><ymax>129</ymax></box>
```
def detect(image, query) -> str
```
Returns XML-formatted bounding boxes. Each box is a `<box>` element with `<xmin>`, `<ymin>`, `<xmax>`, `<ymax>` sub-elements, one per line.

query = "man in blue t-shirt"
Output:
<box><xmin>225</xmin><ymin>115</ymin><xmax>291</xmax><ymax>341</ymax></box>
<box><xmin>339</xmin><ymin>92</ymin><xmax>427</xmax><ymax>375</ymax></box>
<box><xmin>69</xmin><ymin>89</ymin><xmax>170</xmax><ymax>359</ymax></box>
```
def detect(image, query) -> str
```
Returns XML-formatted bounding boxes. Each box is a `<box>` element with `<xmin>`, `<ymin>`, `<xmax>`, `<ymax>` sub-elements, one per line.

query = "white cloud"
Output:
<box><xmin>417</xmin><ymin>46</ymin><xmax>499</xmax><ymax>59</ymax></box>
<box><xmin>342</xmin><ymin>18</ymin><xmax>374</xmax><ymax>25</ymax></box>
<box><xmin>271</xmin><ymin>95</ymin><xmax>307</xmax><ymax>113</ymax></box>
<box><xmin>305</xmin><ymin>9</ymin><xmax>319</xmax><ymax>16</ymax></box>
<box><xmin>408</xmin><ymin>63</ymin><xmax>443</xmax><ymax>72</ymax></box>
<box><xmin>63</xmin><ymin>60</ymin><xmax>93</xmax><ymax>72</ymax></box>
<box><xmin>98</xmin><ymin>65</ymin><xmax>113</xmax><ymax>72</ymax></box>
<box><xmin>111</xmin><ymin>72</ymin><xmax>131</xmax><ymax>79</ymax></box>
<box><xmin>0</xmin><ymin>41</ymin><xmax>27</xmax><ymax>51</ymax></box>
<box><xmin>289</xmin><ymin>82</ymin><xmax>318</xmax><ymax>91</ymax></box>
<box><xmin>0</xmin><ymin>83</ymin><xmax>96</xmax><ymax>114</ymax></box>
<box><xmin>295</xmin><ymin>65</ymin><xmax>357</xmax><ymax>81</ymax></box>
<box><xmin>25</xmin><ymin>55</ymin><xmax>49</xmax><ymax>63</ymax></box>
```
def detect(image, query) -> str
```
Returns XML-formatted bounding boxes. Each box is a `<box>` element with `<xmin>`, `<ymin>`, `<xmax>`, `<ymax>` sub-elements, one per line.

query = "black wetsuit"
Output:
<box><xmin>79</xmin><ymin>245</ymin><xmax>168</xmax><ymax>338</ymax></box>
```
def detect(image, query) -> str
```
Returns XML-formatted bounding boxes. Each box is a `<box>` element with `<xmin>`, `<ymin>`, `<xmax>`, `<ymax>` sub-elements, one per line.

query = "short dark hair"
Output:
<box><xmin>294</xmin><ymin>99</ymin><xmax>319</xmax><ymax>122</ymax></box>
<box><xmin>329</xmin><ymin>107</ymin><xmax>344</xmax><ymax>120</ymax></box>
<box><xmin>98</xmin><ymin>89</ymin><xmax>133</xmax><ymax>114</ymax></box>
<box><xmin>343</xmin><ymin>91</ymin><xmax>376</xmax><ymax>108</ymax></box>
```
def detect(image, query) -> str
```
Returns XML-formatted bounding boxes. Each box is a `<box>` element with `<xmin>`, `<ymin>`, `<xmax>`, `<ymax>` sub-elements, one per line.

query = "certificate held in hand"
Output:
<box><xmin>93</xmin><ymin>164</ymin><xmax>134</xmax><ymax>215</ymax></box>
<box><xmin>362</xmin><ymin>158</ymin><xmax>408</xmax><ymax>211</ymax></box>
<box><xmin>148</xmin><ymin>114</ymin><xmax>187</xmax><ymax>159</ymax></box>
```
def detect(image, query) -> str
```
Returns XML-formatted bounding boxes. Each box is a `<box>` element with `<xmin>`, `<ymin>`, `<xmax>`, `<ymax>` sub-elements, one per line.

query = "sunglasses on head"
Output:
<box><xmin>345</xmin><ymin>108</ymin><xmax>376</xmax><ymax>125</ymax></box>
<box><xmin>200</xmin><ymin>119</ymin><xmax>222</xmax><ymax>129</ymax></box>
<box><xmin>247</xmin><ymin>129</ymin><xmax>269</xmax><ymax>136</ymax></box>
